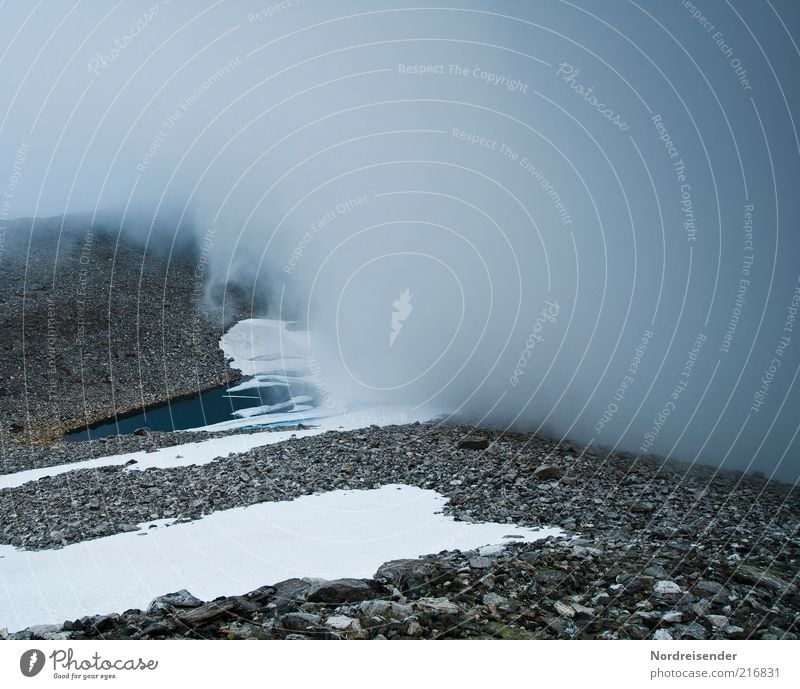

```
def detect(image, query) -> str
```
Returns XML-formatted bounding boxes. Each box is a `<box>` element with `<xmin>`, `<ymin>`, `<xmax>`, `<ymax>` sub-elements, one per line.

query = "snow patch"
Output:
<box><xmin>0</xmin><ymin>485</ymin><xmax>563</xmax><ymax>631</ymax></box>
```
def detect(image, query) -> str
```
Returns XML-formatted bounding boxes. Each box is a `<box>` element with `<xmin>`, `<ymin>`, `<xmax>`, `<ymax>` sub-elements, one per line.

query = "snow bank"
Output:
<box><xmin>0</xmin><ymin>485</ymin><xmax>562</xmax><ymax>631</ymax></box>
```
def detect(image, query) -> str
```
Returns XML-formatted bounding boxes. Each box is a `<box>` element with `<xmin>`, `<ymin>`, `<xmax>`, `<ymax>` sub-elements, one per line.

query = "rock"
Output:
<box><xmin>706</xmin><ymin>614</ymin><xmax>729</xmax><ymax>629</ymax></box>
<box><xmin>147</xmin><ymin>589</ymin><xmax>203</xmax><ymax>614</ymax></box>
<box><xmin>458</xmin><ymin>436</ymin><xmax>489</xmax><ymax>450</ymax></box>
<box><xmin>25</xmin><ymin>624</ymin><xmax>61</xmax><ymax>638</ymax></box>
<box><xmin>554</xmin><ymin>601</ymin><xmax>575</xmax><ymax>618</ymax></box>
<box><xmin>358</xmin><ymin>599</ymin><xmax>414</xmax><ymax>622</ymax></box>
<box><xmin>175</xmin><ymin>599</ymin><xmax>239</xmax><ymax>627</ymax></box>
<box><xmin>483</xmin><ymin>593</ymin><xmax>506</xmax><ymax>607</ymax></box>
<box><xmin>269</xmin><ymin>579</ymin><xmax>313</xmax><ymax>615</ymax></box>
<box><xmin>571</xmin><ymin>545</ymin><xmax>602</xmax><ymax>558</ymax></box>
<box><xmin>643</xmin><ymin>565</ymin><xmax>670</xmax><ymax>579</ymax></box>
<box><xmin>0</xmin><ymin>628</ymin><xmax>7</xmax><ymax>640</ymax></box>
<box><xmin>653</xmin><ymin>580</ymin><xmax>682</xmax><ymax>596</ymax></box>
<box><xmin>277</xmin><ymin>612</ymin><xmax>322</xmax><ymax>634</ymax></box>
<box><xmin>630</xmin><ymin>502</ymin><xmax>655</xmax><ymax>514</ymax></box>
<box><xmin>306</xmin><ymin>578</ymin><xmax>386</xmax><ymax>604</ymax></box>
<box><xmin>414</xmin><ymin>597</ymin><xmax>461</xmax><ymax>617</ymax></box>
<box><xmin>533</xmin><ymin>465</ymin><xmax>563</xmax><ymax>481</ymax></box>
<box><xmin>469</xmin><ymin>556</ymin><xmax>491</xmax><ymax>570</ymax></box>
<box><xmin>547</xmin><ymin>616</ymin><xmax>578</xmax><ymax>638</ymax></box>
<box><xmin>572</xmin><ymin>603</ymin><xmax>594</xmax><ymax>618</ymax></box>
<box><xmin>678</xmin><ymin>622</ymin><xmax>708</xmax><ymax>640</ymax></box>
<box><xmin>139</xmin><ymin>622</ymin><xmax>175</xmax><ymax>638</ymax></box>
<box><xmin>724</xmin><ymin>625</ymin><xmax>746</xmax><ymax>639</ymax></box>
<box><xmin>405</xmin><ymin>619</ymin><xmax>424</xmax><ymax>637</ymax></box>
<box><xmin>661</xmin><ymin>610</ymin><xmax>682</xmax><ymax>624</ymax></box>
<box><xmin>133</xmin><ymin>427</ymin><xmax>150</xmax><ymax>436</ymax></box>
<box><xmin>325</xmin><ymin>615</ymin><xmax>362</xmax><ymax>633</ymax></box>
<box><xmin>731</xmin><ymin>565</ymin><xmax>794</xmax><ymax>594</ymax></box>
<box><xmin>375</xmin><ymin>559</ymin><xmax>438</xmax><ymax>594</ymax></box>
<box><xmin>692</xmin><ymin>579</ymin><xmax>728</xmax><ymax>602</ymax></box>
<box><xmin>652</xmin><ymin>629</ymin><xmax>673</xmax><ymax>640</ymax></box>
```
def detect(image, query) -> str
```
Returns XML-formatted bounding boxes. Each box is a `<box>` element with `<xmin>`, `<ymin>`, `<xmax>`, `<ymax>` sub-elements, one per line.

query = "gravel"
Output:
<box><xmin>2</xmin><ymin>422</ymin><xmax>798</xmax><ymax>639</ymax></box>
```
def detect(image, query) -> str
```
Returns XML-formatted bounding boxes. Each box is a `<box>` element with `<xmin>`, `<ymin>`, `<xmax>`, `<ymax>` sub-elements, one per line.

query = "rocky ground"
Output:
<box><xmin>0</xmin><ymin>214</ymin><xmax>260</xmax><ymax>446</ymax></box>
<box><xmin>2</xmin><ymin>423</ymin><xmax>798</xmax><ymax>640</ymax></box>
<box><xmin>0</xmin><ymin>425</ymin><xmax>293</xmax><ymax>476</ymax></box>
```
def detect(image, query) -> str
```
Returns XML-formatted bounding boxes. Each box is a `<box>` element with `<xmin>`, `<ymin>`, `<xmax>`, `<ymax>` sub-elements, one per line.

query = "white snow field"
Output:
<box><xmin>0</xmin><ymin>485</ymin><xmax>563</xmax><ymax>632</ymax></box>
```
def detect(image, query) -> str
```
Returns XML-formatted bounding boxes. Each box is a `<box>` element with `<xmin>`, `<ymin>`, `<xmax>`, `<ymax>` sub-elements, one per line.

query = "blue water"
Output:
<box><xmin>64</xmin><ymin>377</ymin><xmax>308</xmax><ymax>441</ymax></box>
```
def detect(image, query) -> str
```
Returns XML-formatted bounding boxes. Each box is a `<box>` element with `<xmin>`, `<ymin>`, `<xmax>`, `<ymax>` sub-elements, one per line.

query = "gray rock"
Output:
<box><xmin>357</xmin><ymin>600</ymin><xmax>413</xmax><ymax>622</ymax></box>
<box><xmin>706</xmin><ymin>614</ymin><xmax>729</xmax><ymax>629</ymax></box>
<box><xmin>724</xmin><ymin>625</ymin><xmax>746</xmax><ymax>639</ymax></box>
<box><xmin>692</xmin><ymin>579</ymin><xmax>728</xmax><ymax>602</ymax></box>
<box><xmin>554</xmin><ymin>601</ymin><xmax>575</xmax><ymax>618</ymax></box>
<box><xmin>533</xmin><ymin>465</ymin><xmax>563</xmax><ymax>481</ymax></box>
<box><xmin>375</xmin><ymin>559</ymin><xmax>438</xmax><ymax>594</ymax></box>
<box><xmin>414</xmin><ymin>597</ymin><xmax>461</xmax><ymax>616</ymax></box>
<box><xmin>458</xmin><ymin>436</ymin><xmax>489</xmax><ymax>450</ymax></box>
<box><xmin>679</xmin><ymin>622</ymin><xmax>708</xmax><ymax>640</ymax></box>
<box><xmin>306</xmin><ymin>578</ymin><xmax>386</xmax><ymax>604</ymax></box>
<box><xmin>277</xmin><ymin>612</ymin><xmax>322</xmax><ymax>633</ymax></box>
<box><xmin>147</xmin><ymin>589</ymin><xmax>203</xmax><ymax>613</ymax></box>
<box><xmin>653</xmin><ymin>580</ymin><xmax>682</xmax><ymax>596</ymax></box>
<box><xmin>482</xmin><ymin>593</ymin><xmax>506</xmax><ymax>607</ymax></box>
<box><xmin>469</xmin><ymin>556</ymin><xmax>491</xmax><ymax>569</ymax></box>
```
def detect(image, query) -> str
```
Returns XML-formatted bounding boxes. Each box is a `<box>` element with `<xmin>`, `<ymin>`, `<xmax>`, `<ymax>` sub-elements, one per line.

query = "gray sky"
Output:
<box><xmin>1</xmin><ymin>0</ymin><xmax>798</xmax><ymax>481</ymax></box>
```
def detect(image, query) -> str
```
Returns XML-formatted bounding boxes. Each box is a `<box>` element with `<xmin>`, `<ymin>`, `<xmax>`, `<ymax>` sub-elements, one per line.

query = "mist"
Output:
<box><xmin>1</xmin><ymin>0</ymin><xmax>798</xmax><ymax>481</ymax></box>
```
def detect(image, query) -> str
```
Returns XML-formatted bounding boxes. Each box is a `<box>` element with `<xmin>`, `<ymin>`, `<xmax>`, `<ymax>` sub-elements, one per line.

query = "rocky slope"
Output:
<box><xmin>0</xmin><ymin>215</ymin><xmax>253</xmax><ymax>445</ymax></box>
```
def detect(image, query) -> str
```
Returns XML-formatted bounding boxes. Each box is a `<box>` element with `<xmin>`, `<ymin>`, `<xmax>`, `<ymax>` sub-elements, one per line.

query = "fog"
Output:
<box><xmin>1</xmin><ymin>1</ymin><xmax>798</xmax><ymax>481</ymax></box>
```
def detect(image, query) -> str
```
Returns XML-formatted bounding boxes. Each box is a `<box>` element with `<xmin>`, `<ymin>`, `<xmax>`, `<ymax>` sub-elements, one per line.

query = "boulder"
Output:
<box><xmin>147</xmin><ymin>589</ymin><xmax>203</xmax><ymax>614</ymax></box>
<box><xmin>458</xmin><ymin>436</ymin><xmax>489</xmax><ymax>450</ymax></box>
<box><xmin>375</xmin><ymin>559</ymin><xmax>438</xmax><ymax>595</ymax></box>
<box><xmin>533</xmin><ymin>465</ymin><xmax>563</xmax><ymax>481</ymax></box>
<box><xmin>306</xmin><ymin>578</ymin><xmax>387</xmax><ymax>604</ymax></box>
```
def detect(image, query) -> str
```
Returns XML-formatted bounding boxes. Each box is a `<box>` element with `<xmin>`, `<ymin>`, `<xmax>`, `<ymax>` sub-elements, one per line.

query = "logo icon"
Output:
<box><xmin>390</xmin><ymin>289</ymin><xmax>413</xmax><ymax>346</ymax></box>
<box><xmin>20</xmin><ymin>649</ymin><xmax>45</xmax><ymax>677</ymax></box>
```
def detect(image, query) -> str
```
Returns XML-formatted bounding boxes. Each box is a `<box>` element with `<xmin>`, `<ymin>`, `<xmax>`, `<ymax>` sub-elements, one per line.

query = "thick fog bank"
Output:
<box><xmin>1</xmin><ymin>1</ymin><xmax>799</xmax><ymax>480</ymax></box>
